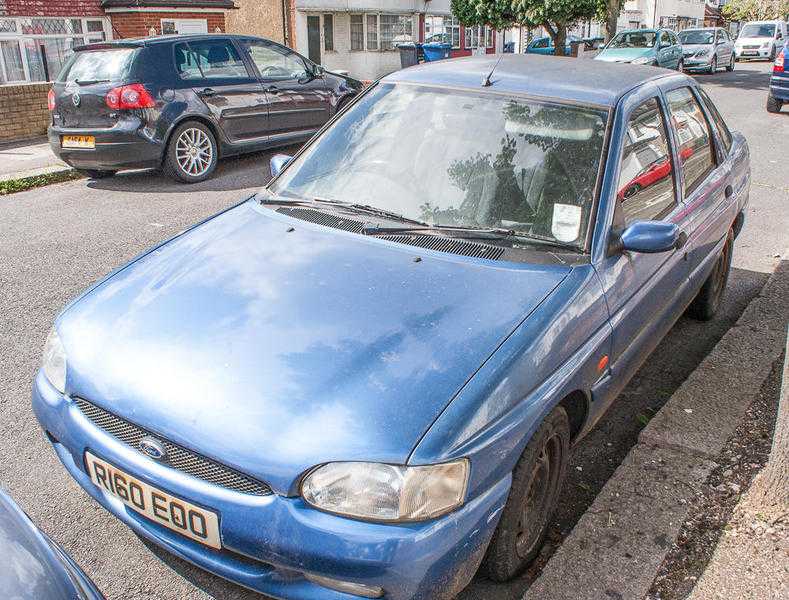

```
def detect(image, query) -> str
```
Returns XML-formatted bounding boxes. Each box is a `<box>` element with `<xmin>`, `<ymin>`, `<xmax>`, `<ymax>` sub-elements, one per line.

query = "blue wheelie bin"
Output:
<box><xmin>422</xmin><ymin>42</ymin><xmax>452</xmax><ymax>61</ymax></box>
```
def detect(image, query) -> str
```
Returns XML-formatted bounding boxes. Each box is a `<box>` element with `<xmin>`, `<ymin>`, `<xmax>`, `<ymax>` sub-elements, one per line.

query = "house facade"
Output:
<box><xmin>0</xmin><ymin>0</ymin><xmax>235</xmax><ymax>84</ymax></box>
<box><xmin>291</xmin><ymin>0</ymin><xmax>500</xmax><ymax>81</ymax></box>
<box><xmin>618</xmin><ymin>0</ymin><xmax>707</xmax><ymax>31</ymax></box>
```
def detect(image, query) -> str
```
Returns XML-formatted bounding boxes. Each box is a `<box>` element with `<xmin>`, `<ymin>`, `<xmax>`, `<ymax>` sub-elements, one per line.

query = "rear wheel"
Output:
<box><xmin>77</xmin><ymin>169</ymin><xmax>116</xmax><ymax>179</ymax></box>
<box><xmin>164</xmin><ymin>121</ymin><xmax>218</xmax><ymax>183</ymax></box>
<box><xmin>677</xmin><ymin>58</ymin><xmax>684</xmax><ymax>72</ymax></box>
<box><xmin>766</xmin><ymin>94</ymin><xmax>783</xmax><ymax>113</ymax></box>
<box><xmin>687</xmin><ymin>229</ymin><xmax>733</xmax><ymax>321</ymax></box>
<box><xmin>768</xmin><ymin>46</ymin><xmax>776</xmax><ymax>62</ymax></box>
<box><xmin>482</xmin><ymin>406</ymin><xmax>571</xmax><ymax>581</ymax></box>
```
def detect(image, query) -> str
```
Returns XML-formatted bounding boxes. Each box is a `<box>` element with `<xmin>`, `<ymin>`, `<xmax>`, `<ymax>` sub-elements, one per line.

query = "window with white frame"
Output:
<box><xmin>0</xmin><ymin>16</ymin><xmax>110</xmax><ymax>84</ymax></box>
<box><xmin>161</xmin><ymin>19</ymin><xmax>208</xmax><ymax>35</ymax></box>
<box><xmin>464</xmin><ymin>25</ymin><xmax>493</xmax><ymax>50</ymax></box>
<box><xmin>424</xmin><ymin>14</ymin><xmax>460</xmax><ymax>49</ymax></box>
<box><xmin>350</xmin><ymin>13</ymin><xmax>414</xmax><ymax>52</ymax></box>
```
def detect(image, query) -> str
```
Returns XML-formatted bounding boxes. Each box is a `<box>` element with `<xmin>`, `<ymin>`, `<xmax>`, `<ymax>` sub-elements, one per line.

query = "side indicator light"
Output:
<box><xmin>597</xmin><ymin>355</ymin><xmax>609</xmax><ymax>373</ymax></box>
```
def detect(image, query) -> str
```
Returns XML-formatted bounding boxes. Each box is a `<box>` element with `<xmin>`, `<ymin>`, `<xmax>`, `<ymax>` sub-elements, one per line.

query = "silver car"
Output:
<box><xmin>678</xmin><ymin>27</ymin><xmax>735</xmax><ymax>73</ymax></box>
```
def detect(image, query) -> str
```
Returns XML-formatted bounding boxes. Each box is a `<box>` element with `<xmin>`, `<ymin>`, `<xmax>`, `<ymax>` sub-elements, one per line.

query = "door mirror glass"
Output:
<box><xmin>312</xmin><ymin>64</ymin><xmax>325</xmax><ymax>77</ymax></box>
<box><xmin>270</xmin><ymin>154</ymin><xmax>293</xmax><ymax>178</ymax></box>
<box><xmin>620</xmin><ymin>220</ymin><xmax>680</xmax><ymax>253</ymax></box>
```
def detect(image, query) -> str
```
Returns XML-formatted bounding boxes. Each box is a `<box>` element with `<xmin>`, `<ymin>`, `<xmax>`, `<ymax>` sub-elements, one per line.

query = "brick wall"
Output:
<box><xmin>0</xmin><ymin>82</ymin><xmax>50</xmax><ymax>142</ymax></box>
<box><xmin>5</xmin><ymin>0</ymin><xmax>104</xmax><ymax>17</ymax></box>
<box><xmin>110</xmin><ymin>11</ymin><xmax>226</xmax><ymax>38</ymax></box>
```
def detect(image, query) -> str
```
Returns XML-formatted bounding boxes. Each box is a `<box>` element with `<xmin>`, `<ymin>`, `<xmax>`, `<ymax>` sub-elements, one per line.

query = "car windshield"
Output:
<box><xmin>268</xmin><ymin>83</ymin><xmax>609</xmax><ymax>249</ymax></box>
<box><xmin>679</xmin><ymin>30</ymin><xmax>715</xmax><ymax>45</ymax></box>
<box><xmin>57</xmin><ymin>48</ymin><xmax>136</xmax><ymax>83</ymax></box>
<box><xmin>608</xmin><ymin>31</ymin><xmax>657</xmax><ymax>48</ymax></box>
<box><xmin>739</xmin><ymin>23</ymin><xmax>776</xmax><ymax>38</ymax></box>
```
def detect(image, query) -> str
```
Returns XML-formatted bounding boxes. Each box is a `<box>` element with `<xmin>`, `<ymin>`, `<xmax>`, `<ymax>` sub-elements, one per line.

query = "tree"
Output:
<box><xmin>596</xmin><ymin>0</ymin><xmax>625</xmax><ymax>42</ymax></box>
<box><xmin>722</xmin><ymin>0</ymin><xmax>789</xmax><ymax>21</ymax></box>
<box><xmin>451</xmin><ymin>0</ymin><xmax>598</xmax><ymax>56</ymax></box>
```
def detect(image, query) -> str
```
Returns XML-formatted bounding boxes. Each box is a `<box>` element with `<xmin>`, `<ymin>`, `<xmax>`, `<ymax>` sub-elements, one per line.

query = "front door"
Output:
<box><xmin>174</xmin><ymin>38</ymin><xmax>268</xmax><ymax>143</ymax></box>
<box><xmin>596</xmin><ymin>90</ymin><xmax>693</xmax><ymax>372</ymax></box>
<box><xmin>240</xmin><ymin>39</ymin><xmax>332</xmax><ymax>142</ymax></box>
<box><xmin>307</xmin><ymin>16</ymin><xmax>321</xmax><ymax>65</ymax></box>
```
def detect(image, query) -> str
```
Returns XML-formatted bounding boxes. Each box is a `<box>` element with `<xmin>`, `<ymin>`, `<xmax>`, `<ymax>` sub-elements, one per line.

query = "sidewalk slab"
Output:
<box><xmin>0</xmin><ymin>137</ymin><xmax>66</xmax><ymax>181</ymax></box>
<box><xmin>524</xmin><ymin>258</ymin><xmax>789</xmax><ymax>600</ymax></box>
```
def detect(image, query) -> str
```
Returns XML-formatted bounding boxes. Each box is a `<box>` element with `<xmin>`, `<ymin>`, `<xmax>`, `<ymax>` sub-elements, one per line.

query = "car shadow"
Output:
<box><xmin>84</xmin><ymin>144</ymin><xmax>302</xmax><ymax>195</ymax></box>
<box><xmin>136</xmin><ymin>265</ymin><xmax>769</xmax><ymax>600</ymax></box>
<box><xmin>691</xmin><ymin>62</ymin><xmax>772</xmax><ymax>92</ymax></box>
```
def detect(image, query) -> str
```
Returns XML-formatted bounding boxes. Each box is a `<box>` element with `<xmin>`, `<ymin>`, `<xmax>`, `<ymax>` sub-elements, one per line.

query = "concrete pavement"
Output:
<box><xmin>0</xmin><ymin>136</ymin><xmax>68</xmax><ymax>181</ymax></box>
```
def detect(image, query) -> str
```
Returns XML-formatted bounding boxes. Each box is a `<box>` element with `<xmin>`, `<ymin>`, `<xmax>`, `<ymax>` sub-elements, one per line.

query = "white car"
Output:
<box><xmin>734</xmin><ymin>20</ymin><xmax>787</xmax><ymax>61</ymax></box>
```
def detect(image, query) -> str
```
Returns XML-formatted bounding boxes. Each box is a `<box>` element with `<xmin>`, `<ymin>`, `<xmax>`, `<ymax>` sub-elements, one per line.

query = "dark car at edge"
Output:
<box><xmin>47</xmin><ymin>34</ymin><xmax>362</xmax><ymax>183</ymax></box>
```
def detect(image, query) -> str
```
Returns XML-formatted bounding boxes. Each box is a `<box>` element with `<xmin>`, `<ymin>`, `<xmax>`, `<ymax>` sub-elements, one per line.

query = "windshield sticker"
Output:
<box><xmin>552</xmin><ymin>204</ymin><xmax>582</xmax><ymax>243</ymax></box>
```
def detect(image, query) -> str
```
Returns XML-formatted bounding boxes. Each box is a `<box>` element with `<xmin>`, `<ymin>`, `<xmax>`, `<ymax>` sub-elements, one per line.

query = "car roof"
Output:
<box><xmin>382</xmin><ymin>54</ymin><xmax>683</xmax><ymax>108</ymax></box>
<box><xmin>78</xmin><ymin>33</ymin><xmax>270</xmax><ymax>48</ymax></box>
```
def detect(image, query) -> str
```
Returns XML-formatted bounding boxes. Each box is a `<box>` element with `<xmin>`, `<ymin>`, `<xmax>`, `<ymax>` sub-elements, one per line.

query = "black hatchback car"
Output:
<box><xmin>48</xmin><ymin>34</ymin><xmax>362</xmax><ymax>182</ymax></box>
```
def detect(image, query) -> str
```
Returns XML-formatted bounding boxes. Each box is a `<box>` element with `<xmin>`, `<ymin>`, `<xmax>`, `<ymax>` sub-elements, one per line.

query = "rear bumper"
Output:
<box><xmin>49</xmin><ymin>119</ymin><xmax>163</xmax><ymax>171</ymax></box>
<box><xmin>32</xmin><ymin>371</ymin><xmax>508</xmax><ymax>600</ymax></box>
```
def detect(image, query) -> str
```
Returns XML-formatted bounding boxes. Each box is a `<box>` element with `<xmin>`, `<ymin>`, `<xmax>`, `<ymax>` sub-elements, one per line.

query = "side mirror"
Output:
<box><xmin>619</xmin><ymin>220</ymin><xmax>683</xmax><ymax>254</ymax></box>
<box><xmin>312</xmin><ymin>64</ymin><xmax>325</xmax><ymax>77</ymax></box>
<box><xmin>269</xmin><ymin>154</ymin><xmax>293</xmax><ymax>178</ymax></box>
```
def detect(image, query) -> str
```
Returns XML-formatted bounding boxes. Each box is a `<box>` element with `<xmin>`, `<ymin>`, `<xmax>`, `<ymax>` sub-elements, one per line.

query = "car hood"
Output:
<box><xmin>735</xmin><ymin>36</ymin><xmax>772</xmax><ymax>46</ymax></box>
<box><xmin>595</xmin><ymin>47</ymin><xmax>652</xmax><ymax>62</ymax></box>
<box><xmin>682</xmin><ymin>44</ymin><xmax>713</xmax><ymax>53</ymax></box>
<box><xmin>59</xmin><ymin>200</ymin><xmax>571</xmax><ymax>493</ymax></box>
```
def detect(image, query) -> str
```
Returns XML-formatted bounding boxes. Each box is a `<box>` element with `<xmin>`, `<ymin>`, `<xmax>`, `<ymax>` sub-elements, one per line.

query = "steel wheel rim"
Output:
<box><xmin>175</xmin><ymin>128</ymin><xmax>213</xmax><ymax>177</ymax></box>
<box><xmin>515</xmin><ymin>433</ymin><xmax>563</xmax><ymax>559</ymax></box>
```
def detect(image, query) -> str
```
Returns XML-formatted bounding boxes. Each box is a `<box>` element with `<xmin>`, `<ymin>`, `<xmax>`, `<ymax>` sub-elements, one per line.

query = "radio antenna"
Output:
<box><xmin>482</xmin><ymin>54</ymin><xmax>504</xmax><ymax>87</ymax></box>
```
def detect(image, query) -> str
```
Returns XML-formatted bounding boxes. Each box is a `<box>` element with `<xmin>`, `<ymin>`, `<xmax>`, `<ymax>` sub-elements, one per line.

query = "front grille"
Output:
<box><xmin>276</xmin><ymin>206</ymin><xmax>506</xmax><ymax>261</ymax></box>
<box><xmin>73</xmin><ymin>397</ymin><xmax>271</xmax><ymax>496</ymax></box>
<box><xmin>743</xmin><ymin>45</ymin><xmax>760</xmax><ymax>49</ymax></box>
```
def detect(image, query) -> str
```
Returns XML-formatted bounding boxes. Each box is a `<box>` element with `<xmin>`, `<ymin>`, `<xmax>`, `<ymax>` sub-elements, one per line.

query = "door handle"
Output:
<box><xmin>265</xmin><ymin>86</ymin><xmax>279</xmax><ymax>94</ymax></box>
<box><xmin>724</xmin><ymin>184</ymin><xmax>733</xmax><ymax>199</ymax></box>
<box><xmin>198</xmin><ymin>88</ymin><xmax>217</xmax><ymax>97</ymax></box>
<box><xmin>675</xmin><ymin>231</ymin><xmax>689</xmax><ymax>250</ymax></box>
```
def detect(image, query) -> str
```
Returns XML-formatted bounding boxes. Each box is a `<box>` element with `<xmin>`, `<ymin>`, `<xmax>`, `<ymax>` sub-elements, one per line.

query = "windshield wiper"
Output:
<box><xmin>319</xmin><ymin>200</ymin><xmax>430</xmax><ymax>227</ymax></box>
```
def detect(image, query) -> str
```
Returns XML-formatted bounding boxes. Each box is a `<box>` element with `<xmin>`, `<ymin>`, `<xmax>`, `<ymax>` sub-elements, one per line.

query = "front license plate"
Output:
<box><xmin>742</xmin><ymin>51</ymin><xmax>757</xmax><ymax>56</ymax></box>
<box><xmin>85</xmin><ymin>452</ymin><xmax>221</xmax><ymax>549</ymax></box>
<box><xmin>62</xmin><ymin>135</ymin><xmax>95</xmax><ymax>149</ymax></box>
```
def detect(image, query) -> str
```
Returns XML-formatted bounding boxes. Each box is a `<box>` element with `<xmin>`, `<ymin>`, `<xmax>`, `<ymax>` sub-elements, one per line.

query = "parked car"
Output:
<box><xmin>47</xmin><ymin>34</ymin><xmax>362</xmax><ymax>183</ymax></box>
<box><xmin>678</xmin><ymin>27</ymin><xmax>735</xmax><ymax>73</ymax></box>
<box><xmin>734</xmin><ymin>20</ymin><xmax>787</xmax><ymax>61</ymax></box>
<box><xmin>524</xmin><ymin>35</ymin><xmax>581</xmax><ymax>55</ymax></box>
<box><xmin>767</xmin><ymin>39</ymin><xmax>788</xmax><ymax>112</ymax></box>
<box><xmin>595</xmin><ymin>28</ymin><xmax>683</xmax><ymax>69</ymax></box>
<box><xmin>0</xmin><ymin>488</ymin><xmax>104</xmax><ymax>599</ymax></box>
<box><xmin>33</xmin><ymin>54</ymin><xmax>749</xmax><ymax>600</ymax></box>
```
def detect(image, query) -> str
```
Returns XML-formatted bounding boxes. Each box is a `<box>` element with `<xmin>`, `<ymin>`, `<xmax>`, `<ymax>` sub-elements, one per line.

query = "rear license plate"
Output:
<box><xmin>85</xmin><ymin>452</ymin><xmax>221</xmax><ymax>549</ymax></box>
<box><xmin>62</xmin><ymin>135</ymin><xmax>95</xmax><ymax>149</ymax></box>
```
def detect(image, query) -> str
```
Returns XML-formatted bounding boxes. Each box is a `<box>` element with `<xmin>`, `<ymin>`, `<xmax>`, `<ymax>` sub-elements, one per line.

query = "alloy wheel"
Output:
<box><xmin>175</xmin><ymin>128</ymin><xmax>214</xmax><ymax>177</ymax></box>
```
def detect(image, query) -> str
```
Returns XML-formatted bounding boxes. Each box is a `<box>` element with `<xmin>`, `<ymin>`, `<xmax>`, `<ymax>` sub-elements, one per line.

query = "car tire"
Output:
<box><xmin>163</xmin><ymin>121</ymin><xmax>218</xmax><ymax>183</ymax></box>
<box><xmin>78</xmin><ymin>169</ymin><xmax>116</xmax><ymax>179</ymax></box>
<box><xmin>768</xmin><ymin>46</ymin><xmax>776</xmax><ymax>62</ymax></box>
<box><xmin>677</xmin><ymin>59</ymin><xmax>684</xmax><ymax>72</ymax></box>
<box><xmin>688</xmin><ymin>229</ymin><xmax>733</xmax><ymax>321</ymax></box>
<box><xmin>481</xmin><ymin>405</ymin><xmax>571</xmax><ymax>582</ymax></box>
<box><xmin>708</xmin><ymin>56</ymin><xmax>717</xmax><ymax>74</ymax></box>
<box><xmin>726</xmin><ymin>54</ymin><xmax>735</xmax><ymax>71</ymax></box>
<box><xmin>766</xmin><ymin>94</ymin><xmax>783</xmax><ymax>113</ymax></box>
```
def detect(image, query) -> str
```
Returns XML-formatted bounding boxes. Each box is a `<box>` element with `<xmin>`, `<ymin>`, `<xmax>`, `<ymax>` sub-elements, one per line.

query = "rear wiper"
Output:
<box><xmin>75</xmin><ymin>78</ymin><xmax>110</xmax><ymax>86</ymax></box>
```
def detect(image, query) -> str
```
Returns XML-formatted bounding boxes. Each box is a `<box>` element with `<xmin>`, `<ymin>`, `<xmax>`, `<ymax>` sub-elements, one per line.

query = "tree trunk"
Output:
<box><xmin>748</xmin><ymin>336</ymin><xmax>789</xmax><ymax>519</ymax></box>
<box><xmin>604</xmin><ymin>0</ymin><xmax>620</xmax><ymax>42</ymax></box>
<box><xmin>545</xmin><ymin>22</ymin><xmax>568</xmax><ymax>57</ymax></box>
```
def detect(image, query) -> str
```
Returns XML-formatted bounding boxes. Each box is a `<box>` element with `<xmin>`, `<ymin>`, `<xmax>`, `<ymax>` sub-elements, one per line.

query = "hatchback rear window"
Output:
<box><xmin>57</xmin><ymin>48</ymin><xmax>136</xmax><ymax>83</ymax></box>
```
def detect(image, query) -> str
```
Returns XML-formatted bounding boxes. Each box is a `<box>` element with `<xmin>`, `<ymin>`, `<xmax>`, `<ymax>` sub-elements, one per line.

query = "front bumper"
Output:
<box><xmin>682</xmin><ymin>55</ymin><xmax>713</xmax><ymax>69</ymax></box>
<box><xmin>735</xmin><ymin>47</ymin><xmax>771</xmax><ymax>59</ymax></box>
<box><xmin>48</xmin><ymin>117</ymin><xmax>163</xmax><ymax>171</ymax></box>
<box><xmin>32</xmin><ymin>371</ymin><xmax>508</xmax><ymax>600</ymax></box>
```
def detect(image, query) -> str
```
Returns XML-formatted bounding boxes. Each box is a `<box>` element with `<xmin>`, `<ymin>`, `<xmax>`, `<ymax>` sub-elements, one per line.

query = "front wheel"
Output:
<box><xmin>481</xmin><ymin>406</ymin><xmax>570</xmax><ymax>581</ymax></box>
<box><xmin>164</xmin><ymin>121</ymin><xmax>218</xmax><ymax>183</ymax></box>
<box><xmin>726</xmin><ymin>54</ymin><xmax>735</xmax><ymax>71</ymax></box>
<box><xmin>677</xmin><ymin>59</ymin><xmax>684</xmax><ymax>72</ymax></box>
<box><xmin>708</xmin><ymin>56</ymin><xmax>717</xmax><ymax>74</ymax></box>
<box><xmin>687</xmin><ymin>229</ymin><xmax>733</xmax><ymax>321</ymax></box>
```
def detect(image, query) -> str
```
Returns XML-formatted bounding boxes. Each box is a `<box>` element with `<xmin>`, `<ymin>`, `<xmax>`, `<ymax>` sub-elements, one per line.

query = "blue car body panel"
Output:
<box><xmin>594</xmin><ymin>28</ymin><xmax>682</xmax><ymax>69</ymax></box>
<box><xmin>0</xmin><ymin>489</ymin><xmax>104</xmax><ymax>600</ymax></box>
<box><xmin>32</xmin><ymin>55</ymin><xmax>751</xmax><ymax>600</ymax></box>
<box><xmin>770</xmin><ymin>41</ymin><xmax>789</xmax><ymax>101</ymax></box>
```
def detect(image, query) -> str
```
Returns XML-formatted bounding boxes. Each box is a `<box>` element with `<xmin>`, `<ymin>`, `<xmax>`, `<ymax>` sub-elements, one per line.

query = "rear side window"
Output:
<box><xmin>174</xmin><ymin>40</ymin><xmax>248</xmax><ymax>79</ymax></box>
<box><xmin>57</xmin><ymin>48</ymin><xmax>136</xmax><ymax>83</ymax></box>
<box><xmin>665</xmin><ymin>87</ymin><xmax>716</xmax><ymax>197</ymax></box>
<box><xmin>698</xmin><ymin>88</ymin><xmax>733</xmax><ymax>154</ymax></box>
<box><xmin>616</xmin><ymin>97</ymin><xmax>677</xmax><ymax>225</ymax></box>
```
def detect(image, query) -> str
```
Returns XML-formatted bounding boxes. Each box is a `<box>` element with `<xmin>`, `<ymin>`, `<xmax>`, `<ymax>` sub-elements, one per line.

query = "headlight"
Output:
<box><xmin>42</xmin><ymin>327</ymin><xmax>66</xmax><ymax>393</ymax></box>
<box><xmin>301</xmin><ymin>460</ymin><xmax>469</xmax><ymax>522</ymax></box>
<box><xmin>696</xmin><ymin>48</ymin><xmax>709</xmax><ymax>57</ymax></box>
<box><xmin>631</xmin><ymin>56</ymin><xmax>653</xmax><ymax>65</ymax></box>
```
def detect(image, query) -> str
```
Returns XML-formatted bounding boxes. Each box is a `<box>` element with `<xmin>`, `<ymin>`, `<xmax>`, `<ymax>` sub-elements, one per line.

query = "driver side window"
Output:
<box><xmin>617</xmin><ymin>98</ymin><xmax>677</xmax><ymax>225</ymax></box>
<box><xmin>245</xmin><ymin>42</ymin><xmax>308</xmax><ymax>80</ymax></box>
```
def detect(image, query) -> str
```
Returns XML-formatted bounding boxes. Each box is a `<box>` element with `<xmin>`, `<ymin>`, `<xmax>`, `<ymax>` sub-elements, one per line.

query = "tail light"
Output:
<box><xmin>775</xmin><ymin>50</ymin><xmax>785</xmax><ymax>73</ymax></box>
<box><xmin>47</xmin><ymin>88</ymin><xmax>55</xmax><ymax>111</ymax></box>
<box><xmin>105</xmin><ymin>83</ymin><xmax>156</xmax><ymax>110</ymax></box>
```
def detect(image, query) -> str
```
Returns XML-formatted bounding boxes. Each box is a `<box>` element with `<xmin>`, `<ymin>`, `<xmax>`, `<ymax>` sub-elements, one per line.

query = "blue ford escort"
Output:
<box><xmin>33</xmin><ymin>55</ymin><xmax>750</xmax><ymax>599</ymax></box>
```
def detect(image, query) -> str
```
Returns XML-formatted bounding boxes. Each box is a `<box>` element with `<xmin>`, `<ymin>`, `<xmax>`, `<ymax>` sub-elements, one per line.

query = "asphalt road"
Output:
<box><xmin>0</xmin><ymin>61</ymin><xmax>786</xmax><ymax>600</ymax></box>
